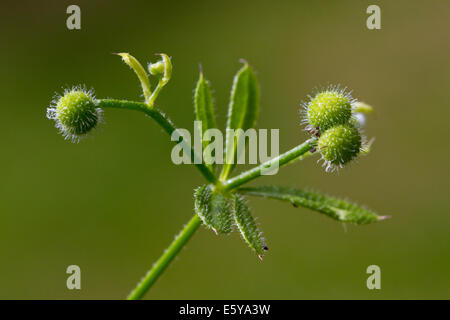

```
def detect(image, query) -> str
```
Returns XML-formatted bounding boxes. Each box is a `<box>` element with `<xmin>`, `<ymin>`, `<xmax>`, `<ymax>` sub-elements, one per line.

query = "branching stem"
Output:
<box><xmin>98</xmin><ymin>98</ymin><xmax>316</xmax><ymax>299</ymax></box>
<box><xmin>222</xmin><ymin>138</ymin><xmax>317</xmax><ymax>191</ymax></box>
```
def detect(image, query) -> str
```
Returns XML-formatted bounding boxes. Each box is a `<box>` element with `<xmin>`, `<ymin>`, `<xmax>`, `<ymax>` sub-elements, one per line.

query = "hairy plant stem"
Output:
<box><xmin>222</xmin><ymin>138</ymin><xmax>317</xmax><ymax>191</ymax></box>
<box><xmin>127</xmin><ymin>214</ymin><xmax>202</xmax><ymax>300</ymax></box>
<box><xmin>98</xmin><ymin>98</ymin><xmax>316</xmax><ymax>299</ymax></box>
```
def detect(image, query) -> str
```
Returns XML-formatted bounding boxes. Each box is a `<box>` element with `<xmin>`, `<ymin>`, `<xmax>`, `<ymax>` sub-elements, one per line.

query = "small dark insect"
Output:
<box><xmin>263</xmin><ymin>246</ymin><xmax>269</xmax><ymax>251</ymax></box>
<box><xmin>314</xmin><ymin>126</ymin><xmax>321</xmax><ymax>137</ymax></box>
<box><xmin>307</xmin><ymin>126</ymin><xmax>321</xmax><ymax>137</ymax></box>
<box><xmin>310</xmin><ymin>147</ymin><xmax>316</xmax><ymax>153</ymax></box>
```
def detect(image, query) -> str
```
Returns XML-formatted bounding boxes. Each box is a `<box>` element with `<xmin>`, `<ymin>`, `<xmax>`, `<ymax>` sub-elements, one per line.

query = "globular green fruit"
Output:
<box><xmin>318</xmin><ymin>123</ymin><xmax>362</xmax><ymax>171</ymax></box>
<box><xmin>47</xmin><ymin>88</ymin><xmax>101</xmax><ymax>142</ymax></box>
<box><xmin>305</xmin><ymin>89</ymin><xmax>353</xmax><ymax>132</ymax></box>
<box><xmin>194</xmin><ymin>185</ymin><xmax>233</xmax><ymax>234</ymax></box>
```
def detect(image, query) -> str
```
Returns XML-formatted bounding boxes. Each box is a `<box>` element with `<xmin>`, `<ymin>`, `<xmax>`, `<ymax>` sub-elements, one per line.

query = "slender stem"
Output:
<box><xmin>222</xmin><ymin>138</ymin><xmax>317</xmax><ymax>191</ymax></box>
<box><xmin>127</xmin><ymin>214</ymin><xmax>202</xmax><ymax>300</ymax></box>
<box><xmin>148</xmin><ymin>79</ymin><xmax>165</xmax><ymax>107</ymax></box>
<box><xmin>98</xmin><ymin>99</ymin><xmax>217</xmax><ymax>184</ymax></box>
<box><xmin>98</xmin><ymin>99</ymin><xmax>214</xmax><ymax>299</ymax></box>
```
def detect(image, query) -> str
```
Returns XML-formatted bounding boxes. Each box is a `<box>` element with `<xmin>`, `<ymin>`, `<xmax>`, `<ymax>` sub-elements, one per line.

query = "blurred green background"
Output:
<box><xmin>0</xmin><ymin>0</ymin><xmax>449</xmax><ymax>299</ymax></box>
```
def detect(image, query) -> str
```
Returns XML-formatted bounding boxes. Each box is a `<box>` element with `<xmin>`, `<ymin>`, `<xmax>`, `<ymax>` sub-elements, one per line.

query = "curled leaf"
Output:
<box><xmin>239</xmin><ymin>186</ymin><xmax>387</xmax><ymax>225</ymax></box>
<box><xmin>116</xmin><ymin>53</ymin><xmax>151</xmax><ymax>102</ymax></box>
<box><xmin>147</xmin><ymin>54</ymin><xmax>173</xmax><ymax>107</ymax></box>
<box><xmin>149</xmin><ymin>53</ymin><xmax>172</xmax><ymax>85</ymax></box>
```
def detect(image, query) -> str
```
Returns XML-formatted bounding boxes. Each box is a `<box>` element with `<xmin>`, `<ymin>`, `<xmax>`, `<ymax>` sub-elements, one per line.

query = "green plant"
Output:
<box><xmin>46</xmin><ymin>53</ymin><xmax>387</xmax><ymax>299</ymax></box>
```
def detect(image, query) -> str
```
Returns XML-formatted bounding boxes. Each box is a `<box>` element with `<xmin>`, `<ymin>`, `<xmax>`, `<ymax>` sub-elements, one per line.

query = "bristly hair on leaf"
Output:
<box><xmin>232</xmin><ymin>195</ymin><xmax>267</xmax><ymax>260</ymax></box>
<box><xmin>194</xmin><ymin>69</ymin><xmax>217</xmax><ymax>172</ymax></box>
<box><xmin>194</xmin><ymin>185</ymin><xmax>233</xmax><ymax>234</ymax></box>
<box><xmin>238</xmin><ymin>186</ymin><xmax>389</xmax><ymax>225</ymax></box>
<box><xmin>219</xmin><ymin>61</ymin><xmax>260</xmax><ymax>181</ymax></box>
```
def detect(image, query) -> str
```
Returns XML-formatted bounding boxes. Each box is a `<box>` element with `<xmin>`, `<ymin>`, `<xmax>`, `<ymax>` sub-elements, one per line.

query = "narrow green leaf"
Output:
<box><xmin>239</xmin><ymin>186</ymin><xmax>387</xmax><ymax>225</ymax></box>
<box><xmin>194</xmin><ymin>185</ymin><xmax>233</xmax><ymax>234</ymax></box>
<box><xmin>194</xmin><ymin>71</ymin><xmax>217</xmax><ymax>171</ymax></box>
<box><xmin>232</xmin><ymin>195</ymin><xmax>267</xmax><ymax>259</ymax></box>
<box><xmin>220</xmin><ymin>62</ymin><xmax>260</xmax><ymax>180</ymax></box>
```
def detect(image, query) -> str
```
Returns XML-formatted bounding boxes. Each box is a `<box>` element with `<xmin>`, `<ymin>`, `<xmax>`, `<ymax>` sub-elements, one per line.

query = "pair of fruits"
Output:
<box><xmin>304</xmin><ymin>88</ymin><xmax>367</xmax><ymax>171</ymax></box>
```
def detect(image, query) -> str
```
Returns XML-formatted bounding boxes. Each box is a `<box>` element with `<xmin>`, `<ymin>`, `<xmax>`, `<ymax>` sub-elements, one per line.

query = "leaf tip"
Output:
<box><xmin>115</xmin><ymin>52</ymin><xmax>130</xmax><ymax>61</ymax></box>
<box><xmin>239</xmin><ymin>58</ymin><xmax>249</xmax><ymax>66</ymax></box>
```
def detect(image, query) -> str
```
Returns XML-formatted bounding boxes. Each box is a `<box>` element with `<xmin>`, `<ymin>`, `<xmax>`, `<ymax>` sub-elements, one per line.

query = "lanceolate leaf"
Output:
<box><xmin>239</xmin><ymin>186</ymin><xmax>386</xmax><ymax>225</ymax></box>
<box><xmin>194</xmin><ymin>185</ymin><xmax>233</xmax><ymax>234</ymax></box>
<box><xmin>232</xmin><ymin>195</ymin><xmax>266</xmax><ymax>259</ymax></box>
<box><xmin>194</xmin><ymin>71</ymin><xmax>217</xmax><ymax>171</ymax></box>
<box><xmin>220</xmin><ymin>62</ymin><xmax>260</xmax><ymax>180</ymax></box>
